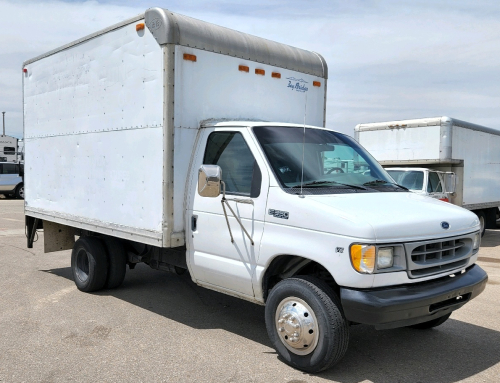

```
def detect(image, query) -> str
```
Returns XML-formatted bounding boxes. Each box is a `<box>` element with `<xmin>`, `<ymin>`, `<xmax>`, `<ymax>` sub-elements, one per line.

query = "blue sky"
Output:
<box><xmin>1</xmin><ymin>0</ymin><xmax>500</xmax><ymax>138</ymax></box>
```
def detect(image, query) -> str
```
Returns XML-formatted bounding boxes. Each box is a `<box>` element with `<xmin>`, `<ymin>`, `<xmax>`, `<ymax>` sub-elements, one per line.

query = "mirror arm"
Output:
<box><xmin>220</xmin><ymin>181</ymin><xmax>255</xmax><ymax>245</ymax></box>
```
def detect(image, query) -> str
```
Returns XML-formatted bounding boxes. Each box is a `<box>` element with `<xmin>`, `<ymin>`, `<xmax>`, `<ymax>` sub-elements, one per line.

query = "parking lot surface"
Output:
<box><xmin>1</xmin><ymin>199</ymin><xmax>499</xmax><ymax>383</ymax></box>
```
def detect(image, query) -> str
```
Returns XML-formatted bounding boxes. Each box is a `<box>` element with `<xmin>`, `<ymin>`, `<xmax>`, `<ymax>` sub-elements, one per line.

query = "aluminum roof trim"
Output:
<box><xmin>145</xmin><ymin>7</ymin><xmax>328</xmax><ymax>78</ymax></box>
<box><xmin>355</xmin><ymin>116</ymin><xmax>500</xmax><ymax>136</ymax></box>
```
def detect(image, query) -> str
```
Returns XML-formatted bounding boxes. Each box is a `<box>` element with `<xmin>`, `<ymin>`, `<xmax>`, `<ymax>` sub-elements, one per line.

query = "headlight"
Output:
<box><xmin>473</xmin><ymin>232</ymin><xmax>481</xmax><ymax>250</ymax></box>
<box><xmin>350</xmin><ymin>245</ymin><xmax>394</xmax><ymax>273</ymax></box>
<box><xmin>377</xmin><ymin>247</ymin><xmax>394</xmax><ymax>269</ymax></box>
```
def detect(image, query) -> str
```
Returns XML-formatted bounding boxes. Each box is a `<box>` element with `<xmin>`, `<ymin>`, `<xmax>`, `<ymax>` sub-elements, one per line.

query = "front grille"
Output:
<box><xmin>405</xmin><ymin>234</ymin><xmax>475</xmax><ymax>278</ymax></box>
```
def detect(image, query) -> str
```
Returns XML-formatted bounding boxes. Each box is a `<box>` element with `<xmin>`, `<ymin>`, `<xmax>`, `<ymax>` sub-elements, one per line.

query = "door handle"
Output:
<box><xmin>191</xmin><ymin>215</ymin><xmax>198</xmax><ymax>232</ymax></box>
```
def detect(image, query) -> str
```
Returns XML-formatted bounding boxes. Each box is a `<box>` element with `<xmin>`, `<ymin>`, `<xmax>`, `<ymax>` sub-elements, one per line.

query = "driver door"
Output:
<box><xmin>187</xmin><ymin>127</ymin><xmax>268</xmax><ymax>299</ymax></box>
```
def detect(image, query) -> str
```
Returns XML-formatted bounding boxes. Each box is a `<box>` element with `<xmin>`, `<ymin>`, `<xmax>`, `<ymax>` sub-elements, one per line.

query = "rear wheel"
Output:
<box><xmin>101</xmin><ymin>236</ymin><xmax>127</xmax><ymax>289</ymax></box>
<box><xmin>15</xmin><ymin>184</ymin><xmax>24</xmax><ymax>199</ymax></box>
<box><xmin>71</xmin><ymin>237</ymin><xmax>108</xmax><ymax>292</ymax></box>
<box><xmin>265</xmin><ymin>276</ymin><xmax>349</xmax><ymax>373</ymax></box>
<box><xmin>408</xmin><ymin>313</ymin><xmax>451</xmax><ymax>329</ymax></box>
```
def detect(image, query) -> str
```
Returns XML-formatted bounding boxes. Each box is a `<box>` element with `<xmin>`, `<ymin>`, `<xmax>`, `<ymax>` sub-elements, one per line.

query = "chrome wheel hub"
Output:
<box><xmin>275</xmin><ymin>297</ymin><xmax>319</xmax><ymax>355</ymax></box>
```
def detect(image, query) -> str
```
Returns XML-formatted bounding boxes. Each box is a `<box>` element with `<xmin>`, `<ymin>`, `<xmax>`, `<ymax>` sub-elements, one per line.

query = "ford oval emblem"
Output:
<box><xmin>441</xmin><ymin>221</ymin><xmax>450</xmax><ymax>229</ymax></box>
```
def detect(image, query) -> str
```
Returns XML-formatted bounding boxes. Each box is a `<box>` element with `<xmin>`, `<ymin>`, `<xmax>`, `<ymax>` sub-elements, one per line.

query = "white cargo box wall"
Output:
<box><xmin>355</xmin><ymin>116</ymin><xmax>500</xmax><ymax>210</ymax></box>
<box><xmin>23</xmin><ymin>7</ymin><xmax>328</xmax><ymax>248</ymax></box>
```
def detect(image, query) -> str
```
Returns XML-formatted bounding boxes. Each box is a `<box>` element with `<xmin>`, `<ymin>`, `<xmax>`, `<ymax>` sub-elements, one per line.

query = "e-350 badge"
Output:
<box><xmin>268</xmin><ymin>209</ymin><xmax>289</xmax><ymax>219</ymax></box>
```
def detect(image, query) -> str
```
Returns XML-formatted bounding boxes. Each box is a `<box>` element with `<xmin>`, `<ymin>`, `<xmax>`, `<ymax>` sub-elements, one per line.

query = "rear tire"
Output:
<box><xmin>14</xmin><ymin>183</ymin><xmax>24</xmax><ymax>199</ymax></box>
<box><xmin>101</xmin><ymin>236</ymin><xmax>127</xmax><ymax>289</ymax></box>
<box><xmin>71</xmin><ymin>237</ymin><xmax>108</xmax><ymax>292</ymax></box>
<box><xmin>265</xmin><ymin>276</ymin><xmax>349</xmax><ymax>373</ymax></box>
<box><xmin>408</xmin><ymin>313</ymin><xmax>451</xmax><ymax>329</ymax></box>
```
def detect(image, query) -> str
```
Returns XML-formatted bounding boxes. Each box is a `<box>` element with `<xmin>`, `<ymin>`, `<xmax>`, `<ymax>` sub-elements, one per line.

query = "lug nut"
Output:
<box><xmin>278</xmin><ymin>327</ymin><xmax>285</xmax><ymax>332</ymax></box>
<box><xmin>278</xmin><ymin>319</ymin><xmax>285</xmax><ymax>324</ymax></box>
<box><xmin>294</xmin><ymin>324</ymin><xmax>300</xmax><ymax>329</ymax></box>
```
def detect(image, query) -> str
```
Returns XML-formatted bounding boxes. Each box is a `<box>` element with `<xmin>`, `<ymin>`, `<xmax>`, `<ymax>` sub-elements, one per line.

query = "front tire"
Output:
<box><xmin>265</xmin><ymin>276</ymin><xmax>349</xmax><ymax>373</ymax></box>
<box><xmin>71</xmin><ymin>237</ymin><xmax>108</xmax><ymax>292</ymax></box>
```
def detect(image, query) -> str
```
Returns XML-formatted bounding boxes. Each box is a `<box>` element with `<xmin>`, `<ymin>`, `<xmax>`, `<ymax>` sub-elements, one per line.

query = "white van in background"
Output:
<box><xmin>0</xmin><ymin>162</ymin><xmax>24</xmax><ymax>199</ymax></box>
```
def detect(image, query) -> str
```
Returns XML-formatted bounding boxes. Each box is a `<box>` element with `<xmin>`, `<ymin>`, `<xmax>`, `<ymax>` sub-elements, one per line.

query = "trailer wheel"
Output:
<box><xmin>71</xmin><ymin>237</ymin><xmax>108</xmax><ymax>292</ymax></box>
<box><xmin>101</xmin><ymin>236</ymin><xmax>127</xmax><ymax>289</ymax></box>
<box><xmin>265</xmin><ymin>276</ymin><xmax>349</xmax><ymax>373</ymax></box>
<box><xmin>476</xmin><ymin>210</ymin><xmax>486</xmax><ymax>237</ymax></box>
<box><xmin>407</xmin><ymin>313</ymin><xmax>451</xmax><ymax>329</ymax></box>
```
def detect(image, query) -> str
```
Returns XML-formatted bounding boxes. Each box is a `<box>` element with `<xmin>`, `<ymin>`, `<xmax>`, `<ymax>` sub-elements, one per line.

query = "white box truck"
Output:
<box><xmin>355</xmin><ymin>116</ymin><xmax>500</xmax><ymax>235</ymax></box>
<box><xmin>24</xmin><ymin>9</ymin><xmax>487</xmax><ymax>372</ymax></box>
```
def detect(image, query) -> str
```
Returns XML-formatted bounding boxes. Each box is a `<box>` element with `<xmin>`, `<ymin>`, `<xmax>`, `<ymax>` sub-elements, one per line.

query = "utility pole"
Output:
<box><xmin>2</xmin><ymin>111</ymin><xmax>5</xmax><ymax>136</ymax></box>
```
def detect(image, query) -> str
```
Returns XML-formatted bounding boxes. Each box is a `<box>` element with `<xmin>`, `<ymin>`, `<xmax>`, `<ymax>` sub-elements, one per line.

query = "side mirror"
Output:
<box><xmin>444</xmin><ymin>172</ymin><xmax>456</xmax><ymax>194</ymax></box>
<box><xmin>198</xmin><ymin>165</ymin><xmax>222</xmax><ymax>197</ymax></box>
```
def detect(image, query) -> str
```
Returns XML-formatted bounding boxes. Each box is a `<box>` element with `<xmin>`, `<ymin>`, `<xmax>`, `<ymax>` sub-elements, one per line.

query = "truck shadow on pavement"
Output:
<box><xmin>44</xmin><ymin>265</ymin><xmax>500</xmax><ymax>383</ymax></box>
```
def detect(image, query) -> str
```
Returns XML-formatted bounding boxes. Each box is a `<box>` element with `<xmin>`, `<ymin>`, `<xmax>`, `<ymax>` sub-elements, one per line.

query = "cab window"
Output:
<box><xmin>203</xmin><ymin>132</ymin><xmax>261</xmax><ymax>197</ymax></box>
<box><xmin>427</xmin><ymin>172</ymin><xmax>443</xmax><ymax>193</ymax></box>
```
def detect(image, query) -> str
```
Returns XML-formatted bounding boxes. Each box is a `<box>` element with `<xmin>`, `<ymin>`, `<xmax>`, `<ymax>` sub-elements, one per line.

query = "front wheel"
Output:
<box><xmin>265</xmin><ymin>276</ymin><xmax>349</xmax><ymax>373</ymax></box>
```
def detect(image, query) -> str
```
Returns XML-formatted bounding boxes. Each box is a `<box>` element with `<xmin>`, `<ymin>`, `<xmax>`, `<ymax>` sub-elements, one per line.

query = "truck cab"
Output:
<box><xmin>385</xmin><ymin>167</ymin><xmax>453</xmax><ymax>202</ymax></box>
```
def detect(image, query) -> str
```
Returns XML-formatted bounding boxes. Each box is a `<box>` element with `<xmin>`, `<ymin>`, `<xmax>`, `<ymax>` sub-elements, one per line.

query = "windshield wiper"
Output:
<box><xmin>300</xmin><ymin>180</ymin><xmax>367</xmax><ymax>190</ymax></box>
<box><xmin>363</xmin><ymin>179</ymin><xmax>409</xmax><ymax>190</ymax></box>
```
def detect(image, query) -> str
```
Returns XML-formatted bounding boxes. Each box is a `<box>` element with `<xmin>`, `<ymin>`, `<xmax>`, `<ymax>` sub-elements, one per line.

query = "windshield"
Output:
<box><xmin>253</xmin><ymin>126</ymin><xmax>401</xmax><ymax>194</ymax></box>
<box><xmin>386</xmin><ymin>170</ymin><xmax>424</xmax><ymax>191</ymax></box>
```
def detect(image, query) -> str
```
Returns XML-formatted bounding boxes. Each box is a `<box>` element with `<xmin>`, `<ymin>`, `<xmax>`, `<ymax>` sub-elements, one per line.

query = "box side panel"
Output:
<box><xmin>24</xmin><ymin>20</ymin><xmax>165</xmax><ymax>243</ymax></box>
<box><xmin>358</xmin><ymin>126</ymin><xmax>442</xmax><ymax>162</ymax></box>
<box><xmin>171</xmin><ymin>46</ymin><xmax>326</xmax><ymax>233</ymax></box>
<box><xmin>452</xmin><ymin>126</ymin><xmax>500</xmax><ymax>207</ymax></box>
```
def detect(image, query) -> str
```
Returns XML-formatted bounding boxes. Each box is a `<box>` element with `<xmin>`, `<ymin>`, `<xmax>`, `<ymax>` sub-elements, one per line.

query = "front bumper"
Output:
<box><xmin>340</xmin><ymin>264</ymin><xmax>488</xmax><ymax>329</ymax></box>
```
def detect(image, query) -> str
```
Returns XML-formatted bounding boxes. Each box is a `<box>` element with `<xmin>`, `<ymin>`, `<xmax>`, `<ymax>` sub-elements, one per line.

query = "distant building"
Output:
<box><xmin>0</xmin><ymin>135</ymin><xmax>19</xmax><ymax>162</ymax></box>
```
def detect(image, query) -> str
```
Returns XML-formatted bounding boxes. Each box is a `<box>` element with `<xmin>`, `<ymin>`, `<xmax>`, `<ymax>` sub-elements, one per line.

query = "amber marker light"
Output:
<box><xmin>239</xmin><ymin>65</ymin><xmax>249</xmax><ymax>72</ymax></box>
<box><xmin>350</xmin><ymin>245</ymin><xmax>376</xmax><ymax>274</ymax></box>
<box><xmin>313</xmin><ymin>81</ymin><xmax>321</xmax><ymax>87</ymax></box>
<box><xmin>183</xmin><ymin>54</ymin><xmax>197</xmax><ymax>62</ymax></box>
<box><xmin>271</xmin><ymin>72</ymin><xmax>281</xmax><ymax>79</ymax></box>
<box><xmin>255</xmin><ymin>69</ymin><xmax>265</xmax><ymax>76</ymax></box>
<box><xmin>136</xmin><ymin>23</ymin><xmax>145</xmax><ymax>31</ymax></box>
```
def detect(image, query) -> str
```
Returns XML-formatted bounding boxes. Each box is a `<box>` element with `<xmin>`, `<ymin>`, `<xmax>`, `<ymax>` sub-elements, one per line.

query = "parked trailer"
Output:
<box><xmin>355</xmin><ymin>116</ymin><xmax>500</xmax><ymax>235</ymax></box>
<box><xmin>24</xmin><ymin>10</ymin><xmax>487</xmax><ymax>372</ymax></box>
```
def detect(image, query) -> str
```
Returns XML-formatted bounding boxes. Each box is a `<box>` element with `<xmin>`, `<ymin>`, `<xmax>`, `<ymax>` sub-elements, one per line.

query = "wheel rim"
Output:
<box><xmin>275</xmin><ymin>296</ymin><xmax>319</xmax><ymax>356</ymax></box>
<box><xmin>479</xmin><ymin>215</ymin><xmax>485</xmax><ymax>233</ymax></box>
<box><xmin>75</xmin><ymin>249</ymin><xmax>90</xmax><ymax>283</ymax></box>
<box><xmin>19</xmin><ymin>186</ymin><xmax>24</xmax><ymax>198</ymax></box>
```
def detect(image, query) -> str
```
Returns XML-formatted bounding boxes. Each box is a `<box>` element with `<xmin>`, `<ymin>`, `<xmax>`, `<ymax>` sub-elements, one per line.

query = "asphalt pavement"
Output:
<box><xmin>0</xmin><ymin>199</ymin><xmax>499</xmax><ymax>383</ymax></box>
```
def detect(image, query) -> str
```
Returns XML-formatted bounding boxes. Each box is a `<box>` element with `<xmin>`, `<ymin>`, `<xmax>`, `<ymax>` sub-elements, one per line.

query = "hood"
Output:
<box><xmin>269</xmin><ymin>188</ymin><xmax>480</xmax><ymax>242</ymax></box>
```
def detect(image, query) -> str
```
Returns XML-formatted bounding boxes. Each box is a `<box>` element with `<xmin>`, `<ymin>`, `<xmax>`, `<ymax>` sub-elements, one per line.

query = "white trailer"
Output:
<box><xmin>0</xmin><ymin>135</ymin><xmax>18</xmax><ymax>162</ymax></box>
<box><xmin>355</xmin><ymin>116</ymin><xmax>500</xmax><ymax>234</ymax></box>
<box><xmin>24</xmin><ymin>9</ymin><xmax>487</xmax><ymax>373</ymax></box>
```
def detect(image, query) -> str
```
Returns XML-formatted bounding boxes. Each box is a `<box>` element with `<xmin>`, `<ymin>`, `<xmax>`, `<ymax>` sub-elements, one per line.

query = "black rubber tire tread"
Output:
<box><xmin>265</xmin><ymin>276</ymin><xmax>349</xmax><ymax>373</ymax></box>
<box><xmin>71</xmin><ymin>237</ymin><xmax>108</xmax><ymax>292</ymax></box>
<box><xmin>101</xmin><ymin>236</ymin><xmax>127</xmax><ymax>289</ymax></box>
<box><xmin>408</xmin><ymin>313</ymin><xmax>451</xmax><ymax>329</ymax></box>
<box><xmin>14</xmin><ymin>183</ymin><xmax>23</xmax><ymax>199</ymax></box>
